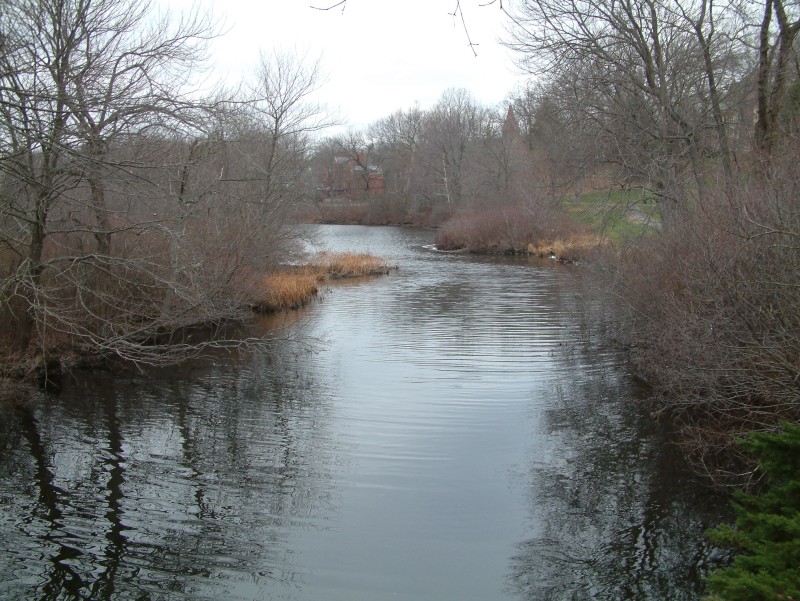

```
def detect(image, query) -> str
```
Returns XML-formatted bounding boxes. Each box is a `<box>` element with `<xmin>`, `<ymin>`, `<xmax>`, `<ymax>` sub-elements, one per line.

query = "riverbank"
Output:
<box><xmin>0</xmin><ymin>224</ymin><xmax>724</xmax><ymax>600</ymax></box>
<box><xmin>419</xmin><ymin>192</ymin><xmax>799</xmax><ymax>489</ymax></box>
<box><xmin>0</xmin><ymin>251</ymin><xmax>394</xmax><ymax>395</ymax></box>
<box><xmin>434</xmin><ymin>232</ymin><xmax>607</xmax><ymax>263</ymax></box>
<box><xmin>432</xmin><ymin>205</ymin><xmax>606</xmax><ymax>262</ymax></box>
<box><xmin>305</xmin><ymin>202</ymin><xmax>609</xmax><ymax>262</ymax></box>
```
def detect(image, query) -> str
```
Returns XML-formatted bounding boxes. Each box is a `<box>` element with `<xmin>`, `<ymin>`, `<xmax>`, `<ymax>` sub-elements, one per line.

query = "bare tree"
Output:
<box><xmin>64</xmin><ymin>0</ymin><xmax>215</xmax><ymax>254</ymax></box>
<box><xmin>196</xmin><ymin>51</ymin><xmax>335</xmax><ymax>267</ymax></box>
<box><xmin>674</xmin><ymin>0</ymin><xmax>745</xmax><ymax>179</ymax></box>
<box><xmin>753</xmin><ymin>0</ymin><xmax>800</xmax><ymax>164</ymax></box>
<box><xmin>421</xmin><ymin>88</ymin><xmax>491</xmax><ymax>207</ymax></box>
<box><xmin>504</xmin><ymin>0</ymin><xmax>749</xmax><ymax>224</ymax></box>
<box><xmin>511</xmin><ymin>78</ymin><xmax>605</xmax><ymax>202</ymax></box>
<box><xmin>0</xmin><ymin>0</ymin><xmax>323</xmax><ymax>366</ymax></box>
<box><xmin>246</xmin><ymin>50</ymin><xmax>332</xmax><ymax>206</ymax></box>
<box><xmin>329</xmin><ymin>129</ymin><xmax>382</xmax><ymax>195</ymax></box>
<box><xmin>370</xmin><ymin>106</ymin><xmax>425</xmax><ymax>199</ymax></box>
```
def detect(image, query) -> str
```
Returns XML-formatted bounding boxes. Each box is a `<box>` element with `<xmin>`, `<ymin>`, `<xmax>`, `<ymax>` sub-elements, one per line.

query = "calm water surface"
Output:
<box><xmin>0</xmin><ymin>225</ymin><xmax>728</xmax><ymax>600</ymax></box>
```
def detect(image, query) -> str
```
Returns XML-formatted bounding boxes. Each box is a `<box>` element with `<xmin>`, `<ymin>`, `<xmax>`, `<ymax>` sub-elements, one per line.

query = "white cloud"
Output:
<box><xmin>171</xmin><ymin>0</ymin><xmax>527</xmax><ymax>129</ymax></box>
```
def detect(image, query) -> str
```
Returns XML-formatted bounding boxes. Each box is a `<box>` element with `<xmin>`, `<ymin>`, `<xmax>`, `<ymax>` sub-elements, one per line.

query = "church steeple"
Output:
<box><xmin>502</xmin><ymin>105</ymin><xmax>521</xmax><ymax>139</ymax></box>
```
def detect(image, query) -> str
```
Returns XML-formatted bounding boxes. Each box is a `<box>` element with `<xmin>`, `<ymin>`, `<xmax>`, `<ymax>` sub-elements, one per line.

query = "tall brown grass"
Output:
<box><xmin>313</xmin><ymin>252</ymin><xmax>391</xmax><ymax>278</ymax></box>
<box><xmin>254</xmin><ymin>252</ymin><xmax>392</xmax><ymax>312</ymax></box>
<box><xmin>526</xmin><ymin>233</ymin><xmax>607</xmax><ymax>262</ymax></box>
<box><xmin>256</xmin><ymin>271</ymin><xmax>320</xmax><ymax>312</ymax></box>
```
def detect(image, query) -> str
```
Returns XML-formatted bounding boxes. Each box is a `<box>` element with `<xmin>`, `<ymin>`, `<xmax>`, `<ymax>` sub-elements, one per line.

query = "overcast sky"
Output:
<box><xmin>195</xmin><ymin>0</ymin><xmax>528</xmax><ymax>130</ymax></box>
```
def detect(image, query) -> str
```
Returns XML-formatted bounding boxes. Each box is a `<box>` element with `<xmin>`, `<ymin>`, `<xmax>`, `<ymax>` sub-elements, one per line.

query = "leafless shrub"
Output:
<box><xmin>435</xmin><ymin>203</ymin><xmax>588</xmax><ymax>256</ymax></box>
<box><xmin>0</xmin><ymin>0</ymin><xmax>331</xmax><ymax>370</ymax></box>
<box><xmin>595</xmin><ymin>174</ymin><xmax>800</xmax><ymax>484</ymax></box>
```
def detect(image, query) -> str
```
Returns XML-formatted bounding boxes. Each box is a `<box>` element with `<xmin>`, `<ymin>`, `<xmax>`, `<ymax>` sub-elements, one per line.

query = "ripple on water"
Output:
<box><xmin>0</xmin><ymin>225</ymin><xmax>726</xmax><ymax>601</ymax></box>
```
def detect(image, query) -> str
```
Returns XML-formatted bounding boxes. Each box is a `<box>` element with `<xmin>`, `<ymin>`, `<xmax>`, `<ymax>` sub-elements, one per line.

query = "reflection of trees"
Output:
<box><xmin>142</xmin><ymin>353</ymin><xmax>329</xmax><ymax>593</ymax></box>
<box><xmin>3</xmin><ymin>391</ymin><xmax>137</xmax><ymax>600</ymax></box>
<box><xmin>16</xmin><ymin>406</ymin><xmax>87</xmax><ymax>600</ymax></box>
<box><xmin>0</xmin><ymin>341</ymin><xmax>337</xmax><ymax>599</ymax></box>
<box><xmin>89</xmin><ymin>393</ymin><xmax>128</xmax><ymax>599</ymax></box>
<box><xmin>116</xmin><ymin>349</ymin><xmax>336</xmax><ymax>598</ymax></box>
<box><xmin>509</xmin><ymin>367</ymin><xmax>730</xmax><ymax>600</ymax></box>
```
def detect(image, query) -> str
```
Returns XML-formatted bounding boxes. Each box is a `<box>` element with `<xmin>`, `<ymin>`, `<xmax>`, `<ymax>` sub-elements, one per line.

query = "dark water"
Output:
<box><xmin>0</xmin><ymin>225</ymin><xmax>728</xmax><ymax>600</ymax></box>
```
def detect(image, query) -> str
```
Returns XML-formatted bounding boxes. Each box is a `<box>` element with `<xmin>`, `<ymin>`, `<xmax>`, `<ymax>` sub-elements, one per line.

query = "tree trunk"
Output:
<box><xmin>90</xmin><ymin>176</ymin><xmax>111</xmax><ymax>255</ymax></box>
<box><xmin>14</xmin><ymin>200</ymin><xmax>48</xmax><ymax>351</ymax></box>
<box><xmin>753</xmin><ymin>0</ymin><xmax>800</xmax><ymax>166</ymax></box>
<box><xmin>695</xmin><ymin>21</ymin><xmax>734</xmax><ymax>180</ymax></box>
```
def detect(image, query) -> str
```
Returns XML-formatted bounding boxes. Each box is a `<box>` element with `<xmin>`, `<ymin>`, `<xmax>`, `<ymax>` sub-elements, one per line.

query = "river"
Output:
<box><xmin>0</xmin><ymin>225</ymin><xmax>728</xmax><ymax>600</ymax></box>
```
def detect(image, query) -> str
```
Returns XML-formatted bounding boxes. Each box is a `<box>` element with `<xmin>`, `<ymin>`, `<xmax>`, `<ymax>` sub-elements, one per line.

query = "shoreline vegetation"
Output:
<box><xmin>431</xmin><ymin>206</ymin><xmax>609</xmax><ymax>262</ymax></box>
<box><xmin>253</xmin><ymin>251</ymin><xmax>395</xmax><ymax>313</ymax></box>
<box><xmin>2</xmin><ymin>0</ymin><xmax>798</xmax><ymax>595</ymax></box>
<box><xmin>308</xmin><ymin>180</ymin><xmax>798</xmax><ymax>495</ymax></box>
<box><xmin>0</xmin><ymin>251</ymin><xmax>393</xmax><ymax>399</ymax></box>
<box><xmin>305</xmin><ymin>201</ymin><xmax>613</xmax><ymax>262</ymax></box>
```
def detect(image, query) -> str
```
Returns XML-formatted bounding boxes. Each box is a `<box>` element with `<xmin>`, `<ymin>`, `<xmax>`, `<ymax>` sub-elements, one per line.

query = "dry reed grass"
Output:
<box><xmin>527</xmin><ymin>233</ymin><xmax>608</xmax><ymax>262</ymax></box>
<box><xmin>256</xmin><ymin>271</ymin><xmax>320</xmax><ymax>312</ymax></box>
<box><xmin>254</xmin><ymin>252</ymin><xmax>392</xmax><ymax>312</ymax></box>
<box><xmin>313</xmin><ymin>252</ymin><xmax>391</xmax><ymax>278</ymax></box>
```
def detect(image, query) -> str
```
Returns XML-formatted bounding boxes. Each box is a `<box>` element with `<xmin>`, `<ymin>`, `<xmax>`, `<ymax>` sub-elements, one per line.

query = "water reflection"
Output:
<box><xmin>0</xmin><ymin>225</ymin><xmax>727</xmax><ymax>600</ymax></box>
<box><xmin>510</xmin><ymin>367</ymin><xmax>729</xmax><ymax>600</ymax></box>
<box><xmin>1</xmin><ymin>349</ymin><xmax>341</xmax><ymax>600</ymax></box>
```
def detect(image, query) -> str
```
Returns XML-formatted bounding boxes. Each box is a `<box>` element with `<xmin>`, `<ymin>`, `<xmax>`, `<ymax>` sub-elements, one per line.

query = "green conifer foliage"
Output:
<box><xmin>706</xmin><ymin>423</ymin><xmax>800</xmax><ymax>601</ymax></box>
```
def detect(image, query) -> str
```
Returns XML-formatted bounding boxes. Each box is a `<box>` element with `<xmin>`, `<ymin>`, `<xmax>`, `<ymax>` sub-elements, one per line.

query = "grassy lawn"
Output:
<box><xmin>565</xmin><ymin>187</ymin><xmax>661</xmax><ymax>241</ymax></box>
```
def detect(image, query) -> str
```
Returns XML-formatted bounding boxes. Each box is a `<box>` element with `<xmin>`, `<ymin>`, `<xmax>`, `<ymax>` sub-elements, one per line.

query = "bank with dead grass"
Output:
<box><xmin>253</xmin><ymin>251</ymin><xmax>394</xmax><ymax>313</ymax></box>
<box><xmin>0</xmin><ymin>251</ymin><xmax>394</xmax><ymax>389</ymax></box>
<box><xmin>434</xmin><ymin>205</ymin><xmax>604</xmax><ymax>262</ymax></box>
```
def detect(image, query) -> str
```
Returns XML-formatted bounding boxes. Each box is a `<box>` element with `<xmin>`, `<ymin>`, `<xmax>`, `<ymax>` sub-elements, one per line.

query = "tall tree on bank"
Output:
<box><xmin>421</xmin><ymin>88</ymin><xmax>492</xmax><ymax>207</ymax></box>
<box><xmin>1</xmin><ymin>0</ymin><xmax>211</xmax><ymax>353</ymax></box>
<box><xmin>209</xmin><ymin>50</ymin><xmax>333</xmax><ymax>262</ymax></box>
<box><xmin>0</xmin><ymin>0</ymin><xmax>325</xmax><ymax>365</ymax></box>
<box><xmin>504</xmin><ymin>0</ymin><xmax>751</xmax><ymax>224</ymax></box>
<box><xmin>754</xmin><ymin>0</ymin><xmax>800</xmax><ymax>166</ymax></box>
<box><xmin>247</xmin><ymin>50</ymin><xmax>331</xmax><ymax>209</ymax></box>
<box><xmin>370</xmin><ymin>107</ymin><xmax>424</xmax><ymax>201</ymax></box>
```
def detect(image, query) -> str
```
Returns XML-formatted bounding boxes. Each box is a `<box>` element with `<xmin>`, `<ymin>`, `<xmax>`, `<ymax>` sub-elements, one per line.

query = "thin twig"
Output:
<box><xmin>450</xmin><ymin>0</ymin><xmax>479</xmax><ymax>57</ymax></box>
<box><xmin>310</xmin><ymin>0</ymin><xmax>346</xmax><ymax>11</ymax></box>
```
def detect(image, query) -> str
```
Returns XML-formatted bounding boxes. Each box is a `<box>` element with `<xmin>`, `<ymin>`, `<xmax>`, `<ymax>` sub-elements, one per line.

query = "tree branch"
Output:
<box><xmin>310</xmin><ymin>0</ymin><xmax>346</xmax><ymax>11</ymax></box>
